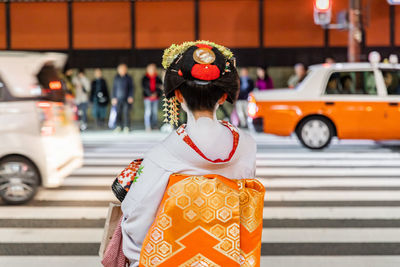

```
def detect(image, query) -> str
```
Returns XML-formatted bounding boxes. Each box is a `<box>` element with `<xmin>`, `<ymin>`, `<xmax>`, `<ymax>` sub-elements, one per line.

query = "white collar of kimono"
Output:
<box><xmin>179</xmin><ymin>101</ymin><xmax>236</xmax><ymax>162</ymax></box>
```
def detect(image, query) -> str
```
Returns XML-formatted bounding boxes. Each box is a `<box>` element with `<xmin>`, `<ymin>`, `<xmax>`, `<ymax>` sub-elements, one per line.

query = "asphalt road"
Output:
<box><xmin>1</xmin><ymin>131</ymin><xmax>400</xmax><ymax>267</ymax></box>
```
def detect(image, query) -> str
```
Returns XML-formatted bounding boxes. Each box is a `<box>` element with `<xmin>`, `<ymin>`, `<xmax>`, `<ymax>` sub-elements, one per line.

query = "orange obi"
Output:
<box><xmin>139</xmin><ymin>174</ymin><xmax>265</xmax><ymax>267</ymax></box>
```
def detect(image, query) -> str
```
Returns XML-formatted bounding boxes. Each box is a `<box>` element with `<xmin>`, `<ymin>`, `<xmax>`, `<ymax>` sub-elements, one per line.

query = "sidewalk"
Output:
<box><xmin>79</xmin><ymin>127</ymin><xmax>289</xmax><ymax>144</ymax></box>
<box><xmin>81</xmin><ymin>129</ymin><xmax>169</xmax><ymax>142</ymax></box>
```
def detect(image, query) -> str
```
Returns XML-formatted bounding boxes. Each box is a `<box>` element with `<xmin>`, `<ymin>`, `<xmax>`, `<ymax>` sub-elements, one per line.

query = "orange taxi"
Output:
<box><xmin>249</xmin><ymin>59</ymin><xmax>400</xmax><ymax>149</ymax></box>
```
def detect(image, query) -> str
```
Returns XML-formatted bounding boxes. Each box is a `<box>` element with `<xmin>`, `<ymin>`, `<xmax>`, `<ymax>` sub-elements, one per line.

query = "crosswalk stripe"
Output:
<box><xmin>83</xmin><ymin>153</ymin><xmax>143</xmax><ymax>159</ymax></box>
<box><xmin>27</xmin><ymin>200</ymin><xmax>111</xmax><ymax>207</ymax></box>
<box><xmin>0</xmin><ymin>207</ymin><xmax>108</xmax><ymax>219</ymax></box>
<box><xmin>263</xmin><ymin>207</ymin><xmax>400</xmax><ymax>219</ymax></box>
<box><xmin>259</xmin><ymin>256</ymin><xmax>400</xmax><ymax>267</ymax></box>
<box><xmin>83</xmin><ymin>152</ymin><xmax>400</xmax><ymax>159</ymax></box>
<box><xmin>83</xmin><ymin>158</ymin><xmax>400</xmax><ymax>167</ymax></box>
<box><xmin>5</xmin><ymin>227</ymin><xmax>400</xmax><ymax>244</ymax></box>
<box><xmin>6</xmin><ymin>242</ymin><xmax>400</xmax><ymax>257</ymax></box>
<box><xmin>7</xmin><ymin>205</ymin><xmax>400</xmax><ymax>221</ymax></box>
<box><xmin>265</xmin><ymin>191</ymin><xmax>400</xmax><ymax>201</ymax></box>
<box><xmin>256</xmin><ymin>159</ymin><xmax>400</xmax><ymax>167</ymax></box>
<box><xmin>262</xmin><ymin>219</ymin><xmax>400</xmax><ymax>228</ymax></box>
<box><xmin>22</xmin><ymin>200</ymin><xmax>400</xmax><ymax>208</ymax></box>
<box><xmin>83</xmin><ymin>150</ymin><xmax>144</xmax><ymax>154</ymax></box>
<box><xmin>0</xmin><ymin>243</ymin><xmax>100</xmax><ymax>256</ymax></box>
<box><xmin>0</xmin><ymin>256</ymin><xmax>102</xmax><ymax>267</ymax></box>
<box><xmin>70</xmin><ymin>166</ymin><xmax>400</xmax><ymax>177</ymax></box>
<box><xmin>0</xmin><ymin>219</ymin><xmax>105</xmax><ymax>228</ymax></box>
<box><xmin>258</xmin><ymin>177</ymin><xmax>400</xmax><ymax>187</ymax></box>
<box><xmin>71</xmin><ymin>167</ymin><xmax>120</xmax><ymax>175</ymax></box>
<box><xmin>260</xmin><ymin>242</ymin><xmax>400</xmax><ymax>255</ymax></box>
<box><xmin>58</xmin><ymin>185</ymin><xmax>400</xmax><ymax>191</ymax></box>
<box><xmin>0</xmin><ymin>228</ymin><xmax>103</xmax><ymax>243</ymax></box>
<box><xmin>256</xmin><ymin>167</ymin><xmax>400</xmax><ymax>177</ymax></box>
<box><xmin>35</xmin><ymin>190</ymin><xmax>115</xmax><ymax>201</ymax></box>
<box><xmin>34</xmin><ymin>188</ymin><xmax>400</xmax><ymax>202</ymax></box>
<box><xmin>264</xmin><ymin>201</ymin><xmax>400</xmax><ymax>207</ymax></box>
<box><xmin>57</xmin><ymin>185</ymin><xmax>110</xmax><ymax>190</ymax></box>
<box><xmin>62</xmin><ymin>177</ymin><xmax>114</xmax><ymax>186</ymax></box>
<box><xmin>2</xmin><ymin>256</ymin><xmax>400</xmax><ymax>267</ymax></box>
<box><xmin>62</xmin><ymin>176</ymin><xmax>400</xmax><ymax>188</ymax></box>
<box><xmin>62</xmin><ymin>177</ymin><xmax>400</xmax><ymax>188</ymax></box>
<box><xmin>261</xmin><ymin>228</ymin><xmax>400</xmax><ymax>242</ymax></box>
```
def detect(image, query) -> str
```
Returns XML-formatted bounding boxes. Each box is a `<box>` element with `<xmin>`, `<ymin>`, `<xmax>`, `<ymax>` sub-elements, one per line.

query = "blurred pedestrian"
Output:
<box><xmin>326</xmin><ymin>75</ymin><xmax>339</xmax><ymax>94</ymax></box>
<box><xmin>236</xmin><ymin>67</ymin><xmax>254</xmax><ymax>127</ymax></box>
<box><xmin>112</xmin><ymin>64</ymin><xmax>134</xmax><ymax>133</ymax></box>
<box><xmin>383</xmin><ymin>71</ymin><xmax>400</xmax><ymax>95</ymax></box>
<box><xmin>288</xmin><ymin>63</ymin><xmax>306</xmax><ymax>88</ymax></box>
<box><xmin>325</xmin><ymin>57</ymin><xmax>336</xmax><ymax>64</ymax></box>
<box><xmin>340</xmin><ymin>75</ymin><xmax>353</xmax><ymax>94</ymax></box>
<box><xmin>73</xmin><ymin>69</ymin><xmax>90</xmax><ymax>131</ymax></box>
<box><xmin>62</xmin><ymin>68</ymin><xmax>75</xmax><ymax>96</ymax></box>
<box><xmin>218</xmin><ymin>105</ymin><xmax>230</xmax><ymax>121</ymax></box>
<box><xmin>60</xmin><ymin>68</ymin><xmax>78</xmax><ymax>121</ymax></box>
<box><xmin>142</xmin><ymin>63</ymin><xmax>162</xmax><ymax>132</ymax></box>
<box><xmin>256</xmin><ymin>67</ymin><xmax>274</xmax><ymax>90</ymax></box>
<box><xmin>90</xmin><ymin>68</ymin><xmax>110</xmax><ymax>128</ymax></box>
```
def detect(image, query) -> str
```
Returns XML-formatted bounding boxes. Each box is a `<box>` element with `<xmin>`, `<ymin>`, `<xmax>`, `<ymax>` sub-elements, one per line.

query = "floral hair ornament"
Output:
<box><xmin>162</xmin><ymin>41</ymin><xmax>235</xmax><ymax>126</ymax></box>
<box><xmin>162</xmin><ymin>94</ymin><xmax>180</xmax><ymax>126</ymax></box>
<box><xmin>162</xmin><ymin>40</ymin><xmax>234</xmax><ymax>69</ymax></box>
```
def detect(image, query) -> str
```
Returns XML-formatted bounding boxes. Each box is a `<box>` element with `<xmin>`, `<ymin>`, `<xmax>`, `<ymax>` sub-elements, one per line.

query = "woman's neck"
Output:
<box><xmin>181</xmin><ymin>101</ymin><xmax>218</xmax><ymax>126</ymax></box>
<box><xmin>184</xmin><ymin>107</ymin><xmax>233</xmax><ymax>162</ymax></box>
<box><xmin>193</xmin><ymin>110</ymin><xmax>214</xmax><ymax>120</ymax></box>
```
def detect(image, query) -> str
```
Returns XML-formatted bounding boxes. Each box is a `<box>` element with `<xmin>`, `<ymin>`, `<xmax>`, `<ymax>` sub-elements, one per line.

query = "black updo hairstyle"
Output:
<box><xmin>163</xmin><ymin>45</ymin><xmax>239</xmax><ymax>111</ymax></box>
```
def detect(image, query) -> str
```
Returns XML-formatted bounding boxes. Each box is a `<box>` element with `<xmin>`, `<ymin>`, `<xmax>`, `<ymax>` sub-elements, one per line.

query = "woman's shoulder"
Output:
<box><xmin>144</xmin><ymin>131</ymin><xmax>182</xmax><ymax>170</ymax></box>
<box><xmin>237</xmin><ymin>128</ymin><xmax>257</xmax><ymax>154</ymax></box>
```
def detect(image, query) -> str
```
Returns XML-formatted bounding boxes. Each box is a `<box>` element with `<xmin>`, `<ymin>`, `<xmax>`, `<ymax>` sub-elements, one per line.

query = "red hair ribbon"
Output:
<box><xmin>196</xmin><ymin>44</ymin><xmax>213</xmax><ymax>49</ymax></box>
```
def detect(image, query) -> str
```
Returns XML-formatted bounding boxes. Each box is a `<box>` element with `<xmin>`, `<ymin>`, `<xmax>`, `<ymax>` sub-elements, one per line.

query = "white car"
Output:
<box><xmin>0</xmin><ymin>52</ymin><xmax>83</xmax><ymax>204</ymax></box>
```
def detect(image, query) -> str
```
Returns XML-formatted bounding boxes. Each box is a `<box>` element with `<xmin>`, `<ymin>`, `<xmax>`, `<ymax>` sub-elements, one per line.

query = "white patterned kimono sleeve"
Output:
<box><xmin>120</xmin><ymin>158</ymin><xmax>172</xmax><ymax>267</ymax></box>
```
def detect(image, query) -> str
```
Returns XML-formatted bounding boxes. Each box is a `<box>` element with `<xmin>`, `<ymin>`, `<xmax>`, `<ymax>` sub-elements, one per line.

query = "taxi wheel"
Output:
<box><xmin>296</xmin><ymin>117</ymin><xmax>334</xmax><ymax>150</ymax></box>
<box><xmin>0</xmin><ymin>156</ymin><xmax>40</xmax><ymax>205</ymax></box>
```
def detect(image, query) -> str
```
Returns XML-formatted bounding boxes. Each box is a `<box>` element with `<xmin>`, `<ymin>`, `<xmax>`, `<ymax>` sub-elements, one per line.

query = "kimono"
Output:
<box><xmin>121</xmin><ymin>116</ymin><xmax>259</xmax><ymax>267</ymax></box>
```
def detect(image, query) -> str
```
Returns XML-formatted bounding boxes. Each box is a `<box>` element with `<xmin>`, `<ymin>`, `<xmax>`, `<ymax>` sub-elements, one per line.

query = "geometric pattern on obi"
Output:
<box><xmin>139</xmin><ymin>174</ymin><xmax>265</xmax><ymax>267</ymax></box>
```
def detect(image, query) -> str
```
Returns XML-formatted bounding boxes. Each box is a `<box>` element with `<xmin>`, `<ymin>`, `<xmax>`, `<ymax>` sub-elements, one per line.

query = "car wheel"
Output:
<box><xmin>0</xmin><ymin>156</ymin><xmax>40</xmax><ymax>205</ymax></box>
<box><xmin>296</xmin><ymin>117</ymin><xmax>334</xmax><ymax>149</ymax></box>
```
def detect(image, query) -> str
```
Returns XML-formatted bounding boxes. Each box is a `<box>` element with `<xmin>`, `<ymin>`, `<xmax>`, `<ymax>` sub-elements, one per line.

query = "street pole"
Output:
<box><xmin>348</xmin><ymin>0</ymin><xmax>362</xmax><ymax>62</ymax></box>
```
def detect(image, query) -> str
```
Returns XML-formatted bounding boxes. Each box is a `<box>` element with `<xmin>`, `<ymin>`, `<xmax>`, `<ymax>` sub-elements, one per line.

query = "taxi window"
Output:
<box><xmin>324</xmin><ymin>71</ymin><xmax>376</xmax><ymax>95</ymax></box>
<box><xmin>381</xmin><ymin>70</ymin><xmax>400</xmax><ymax>95</ymax></box>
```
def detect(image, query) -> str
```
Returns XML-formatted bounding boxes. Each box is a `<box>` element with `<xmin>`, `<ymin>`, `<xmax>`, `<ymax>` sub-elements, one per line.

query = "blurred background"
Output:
<box><xmin>1</xmin><ymin>0</ymin><xmax>400</xmax><ymax>267</ymax></box>
<box><xmin>0</xmin><ymin>0</ymin><xmax>396</xmax><ymax>125</ymax></box>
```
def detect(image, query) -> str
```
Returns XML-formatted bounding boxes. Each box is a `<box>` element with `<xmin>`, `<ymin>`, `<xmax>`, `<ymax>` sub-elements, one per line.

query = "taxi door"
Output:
<box><xmin>321</xmin><ymin>70</ymin><xmax>386</xmax><ymax>139</ymax></box>
<box><xmin>380</xmin><ymin>69</ymin><xmax>400</xmax><ymax>139</ymax></box>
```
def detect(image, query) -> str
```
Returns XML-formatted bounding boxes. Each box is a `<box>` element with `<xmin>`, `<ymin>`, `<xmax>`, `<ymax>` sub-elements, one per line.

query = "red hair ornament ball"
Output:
<box><xmin>191</xmin><ymin>64</ymin><xmax>221</xmax><ymax>81</ymax></box>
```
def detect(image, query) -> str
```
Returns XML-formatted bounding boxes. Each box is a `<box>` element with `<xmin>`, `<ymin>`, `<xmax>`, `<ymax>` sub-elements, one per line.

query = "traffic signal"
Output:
<box><xmin>314</xmin><ymin>0</ymin><xmax>332</xmax><ymax>26</ymax></box>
